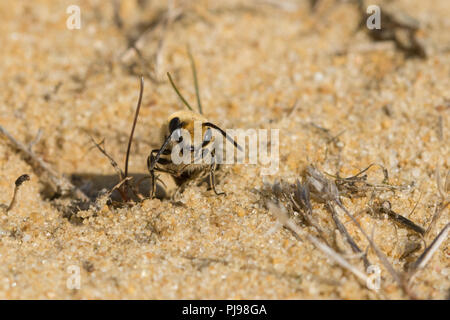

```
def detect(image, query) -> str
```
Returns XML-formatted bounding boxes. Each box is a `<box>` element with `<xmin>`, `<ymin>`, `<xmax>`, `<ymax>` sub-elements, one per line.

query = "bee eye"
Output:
<box><xmin>169</xmin><ymin>117</ymin><xmax>181</xmax><ymax>133</ymax></box>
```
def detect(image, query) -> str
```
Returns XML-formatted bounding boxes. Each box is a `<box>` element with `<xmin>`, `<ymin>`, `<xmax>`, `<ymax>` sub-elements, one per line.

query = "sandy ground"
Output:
<box><xmin>0</xmin><ymin>0</ymin><xmax>448</xmax><ymax>299</ymax></box>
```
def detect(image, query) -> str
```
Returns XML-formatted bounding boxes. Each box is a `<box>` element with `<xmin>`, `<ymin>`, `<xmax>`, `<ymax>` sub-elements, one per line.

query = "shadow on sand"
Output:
<box><xmin>70</xmin><ymin>172</ymin><xmax>169</xmax><ymax>201</ymax></box>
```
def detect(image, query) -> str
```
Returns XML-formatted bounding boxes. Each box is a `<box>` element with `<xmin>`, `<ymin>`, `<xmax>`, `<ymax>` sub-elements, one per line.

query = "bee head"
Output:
<box><xmin>165</xmin><ymin>111</ymin><xmax>210</xmax><ymax>145</ymax></box>
<box><xmin>169</xmin><ymin>116</ymin><xmax>182</xmax><ymax>134</ymax></box>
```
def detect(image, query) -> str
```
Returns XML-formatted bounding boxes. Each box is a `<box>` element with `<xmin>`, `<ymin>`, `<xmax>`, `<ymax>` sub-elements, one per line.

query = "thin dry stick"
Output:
<box><xmin>305</xmin><ymin>166</ymin><xmax>414</xmax><ymax>297</ymax></box>
<box><xmin>409</xmin><ymin>223</ymin><xmax>449</xmax><ymax>279</ymax></box>
<box><xmin>378</xmin><ymin>200</ymin><xmax>426</xmax><ymax>236</ymax></box>
<box><xmin>89</xmin><ymin>76</ymin><xmax>144</xmax><ymax>202</ymax></box>
<box><xmin>328</xmin><ymin>163</ymin><xmax>406</xmax><ymax>197</ymax></box>
<box><xmin>327</xmin><ymin>203</ymin><xmax>371</xmax><ymax>268</ymax></box>
<box><xmin>426</xmin><ymin>166</ymin><xmax>450</xmax><ymax>236</ymax></box>
<box><xmin>88</xmin><ymin>136</ymin><xmax>129</xmax><ymax>202</ymax></box>
<box><xmin>267</xmin><ymin>202</ymin><xmax>369</xmax><ymax>284</ymax></box>
<box><xmin>28</xmin><ymin>129</ymin><xmax>43</xmax><ymax>152</ymax></box>
<box><xmin>0</xmin><ymin>125</ymin><xmax>88</xmax><ymax>201</ymax></box>
<box><xmin>6</xmin><ymin>174</ymin><xmax>30</xmax><ymax>212</ymax></box>
<box><xmin>167</xmin><ymin>72</ymin><xmax>195</xmax><ymax>112</ymax></box>
<box><xmin>306</xmin><ymin>166</ymin><xmax>370</xmax><ymax>266</ymax></box>
<box><xmin>124</xmin><ymin>76</ymin><xmax>144</xmax><ymax>180</ymax></box>
<box><xmin>335</xmin><ymin>200</ymin><xmax>416</xmax><ymax>298</ymax></box>
<box><xmin>106</xmin><ymin>176</ymin><xmax>133</xmax><ymax>199</ymax></box>
<box><xmin>426</xmin><ymin>201</ymin><xmax>450</xmax><ymax>236</ymax></box>
<box><xmin>290</xmin><ymin>194</ymin><xmax>329</xmax><ymax>244</ymax></box>
<box><xmin>435</xmin><ymin>165</ymin><xmax>446</xmax><ymax>201</ymax></box>
<box><xmin>89</xmin><ymin>136</ymin><xmax>124</xmax><ymax>180</ymax></box>
<box><xmin>286</xmin><ymin>99</ymin><xmax>300</xmax><ymax>118</ymax></box>
<box><xmin>121</xmin><ymin>76</ymin><xmax>145</xmax><ymax>201</ymax></box>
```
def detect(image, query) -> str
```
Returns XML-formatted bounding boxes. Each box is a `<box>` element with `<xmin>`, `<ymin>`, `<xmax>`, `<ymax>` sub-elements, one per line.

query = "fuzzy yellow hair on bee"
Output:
<box><xmin>147</xmin><ymin>52</ymin><xmax>242</xmax><ymax>199</ymax></box>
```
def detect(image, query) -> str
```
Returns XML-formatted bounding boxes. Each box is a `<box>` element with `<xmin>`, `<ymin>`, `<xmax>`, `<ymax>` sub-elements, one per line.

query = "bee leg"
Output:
<box><xmin>147</xmin><ymin>154</ymin><xmax>156</xmax><ymax>198</ymax></box>
<box><xmin>150</xmin><ymin>170</ymin><xmax>156</xmax><ymax>198</ymax></box>
<box><xmin>172</xmin><ymin>184</ymin><xmax>184</xmax><ymax>201</ymax></box>
<box><xmin>172</xmin><ymin>172</ymin><xmax>196</xmax><ymax>201</ymax></box>
<box><xmin>210</xmin><ymin>156</ymin><xmax>225</xmax><ymax>196</ymax></box>
<box><xmin>148</xmin><ymin>150</ymin><xmax>167</xmax><ymax>198</ymax></box>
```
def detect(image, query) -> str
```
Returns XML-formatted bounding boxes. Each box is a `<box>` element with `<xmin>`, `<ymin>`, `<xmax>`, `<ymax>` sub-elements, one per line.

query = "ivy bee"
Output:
<box><xmin>148</xmin><ymin>54</ymin><xmax>242</xmax><ymax>199</ymax></box>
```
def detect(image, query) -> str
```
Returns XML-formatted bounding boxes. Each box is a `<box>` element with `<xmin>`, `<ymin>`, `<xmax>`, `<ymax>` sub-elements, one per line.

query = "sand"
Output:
<box><xmin>0</xmin><ymin>0</ymin><xmax>448</xmax><ymax>299</ymax></box>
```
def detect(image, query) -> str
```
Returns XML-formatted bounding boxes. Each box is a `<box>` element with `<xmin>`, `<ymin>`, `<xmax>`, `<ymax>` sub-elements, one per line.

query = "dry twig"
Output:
<box><xmin>409</xmin><ymin>223</ymin><xmax>449</xmax><ymax>279</ymax></box>
<box><xmin>305</xmin><ymin>165</ymin><xmax>416</xmax><ymax>298</ymax></box>
<box><xmin>5</xmin><ymin>174</ymin><xmax>30</xmax><ymax>212</ymax></box>
<box><xmin>267</xmin><ymin>201</ymin><xmax>370</xmax><ymax>284</ymax></box>
<box><xmin>373</xmin><ymin>200</ymin><xmax>425</xmax><ymax>236</ymax></box>
<box><xmin>0</xmin><ymin>125</ymin><xmax>88</xmax><ymax>201</ymax></box>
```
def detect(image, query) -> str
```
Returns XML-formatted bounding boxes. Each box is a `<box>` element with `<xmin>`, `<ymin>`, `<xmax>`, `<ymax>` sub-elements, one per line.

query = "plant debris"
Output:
<box><xmin>264</xmin><ymin>163</ymin><xmax>448</xmax><ymax>299</ymax></box>
<box><xmin>0</xmin><ymin>125</ymin><xmax>88</xmax><ymax>201</ymax></box>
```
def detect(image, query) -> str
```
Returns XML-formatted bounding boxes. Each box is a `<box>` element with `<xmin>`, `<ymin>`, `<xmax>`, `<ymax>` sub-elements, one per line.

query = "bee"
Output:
<box><xmin>148</xmin><ymin>54</ymin><xmax>242</xmax><ymax>199</ymax></box>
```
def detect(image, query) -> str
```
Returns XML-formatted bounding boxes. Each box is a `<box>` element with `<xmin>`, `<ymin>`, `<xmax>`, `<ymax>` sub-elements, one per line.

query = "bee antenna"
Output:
<box><xmin>203</xmin><ymin>122</ymin><xmax>243</xmax><ymax>152</ymax></box>
<box><xmin>150</xmin><ymin>134</ymin><xmax>173</xmax><ymax>171</ymax></box>
<box><xmin>187</xmin><ymin>45</ymin><xmax>203</xmax><ymax>115</ymax></box>
<box><xmin>167</xmin><ymin>72</ymin><xmax>195</xmax><ymax>112</ymax></box>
